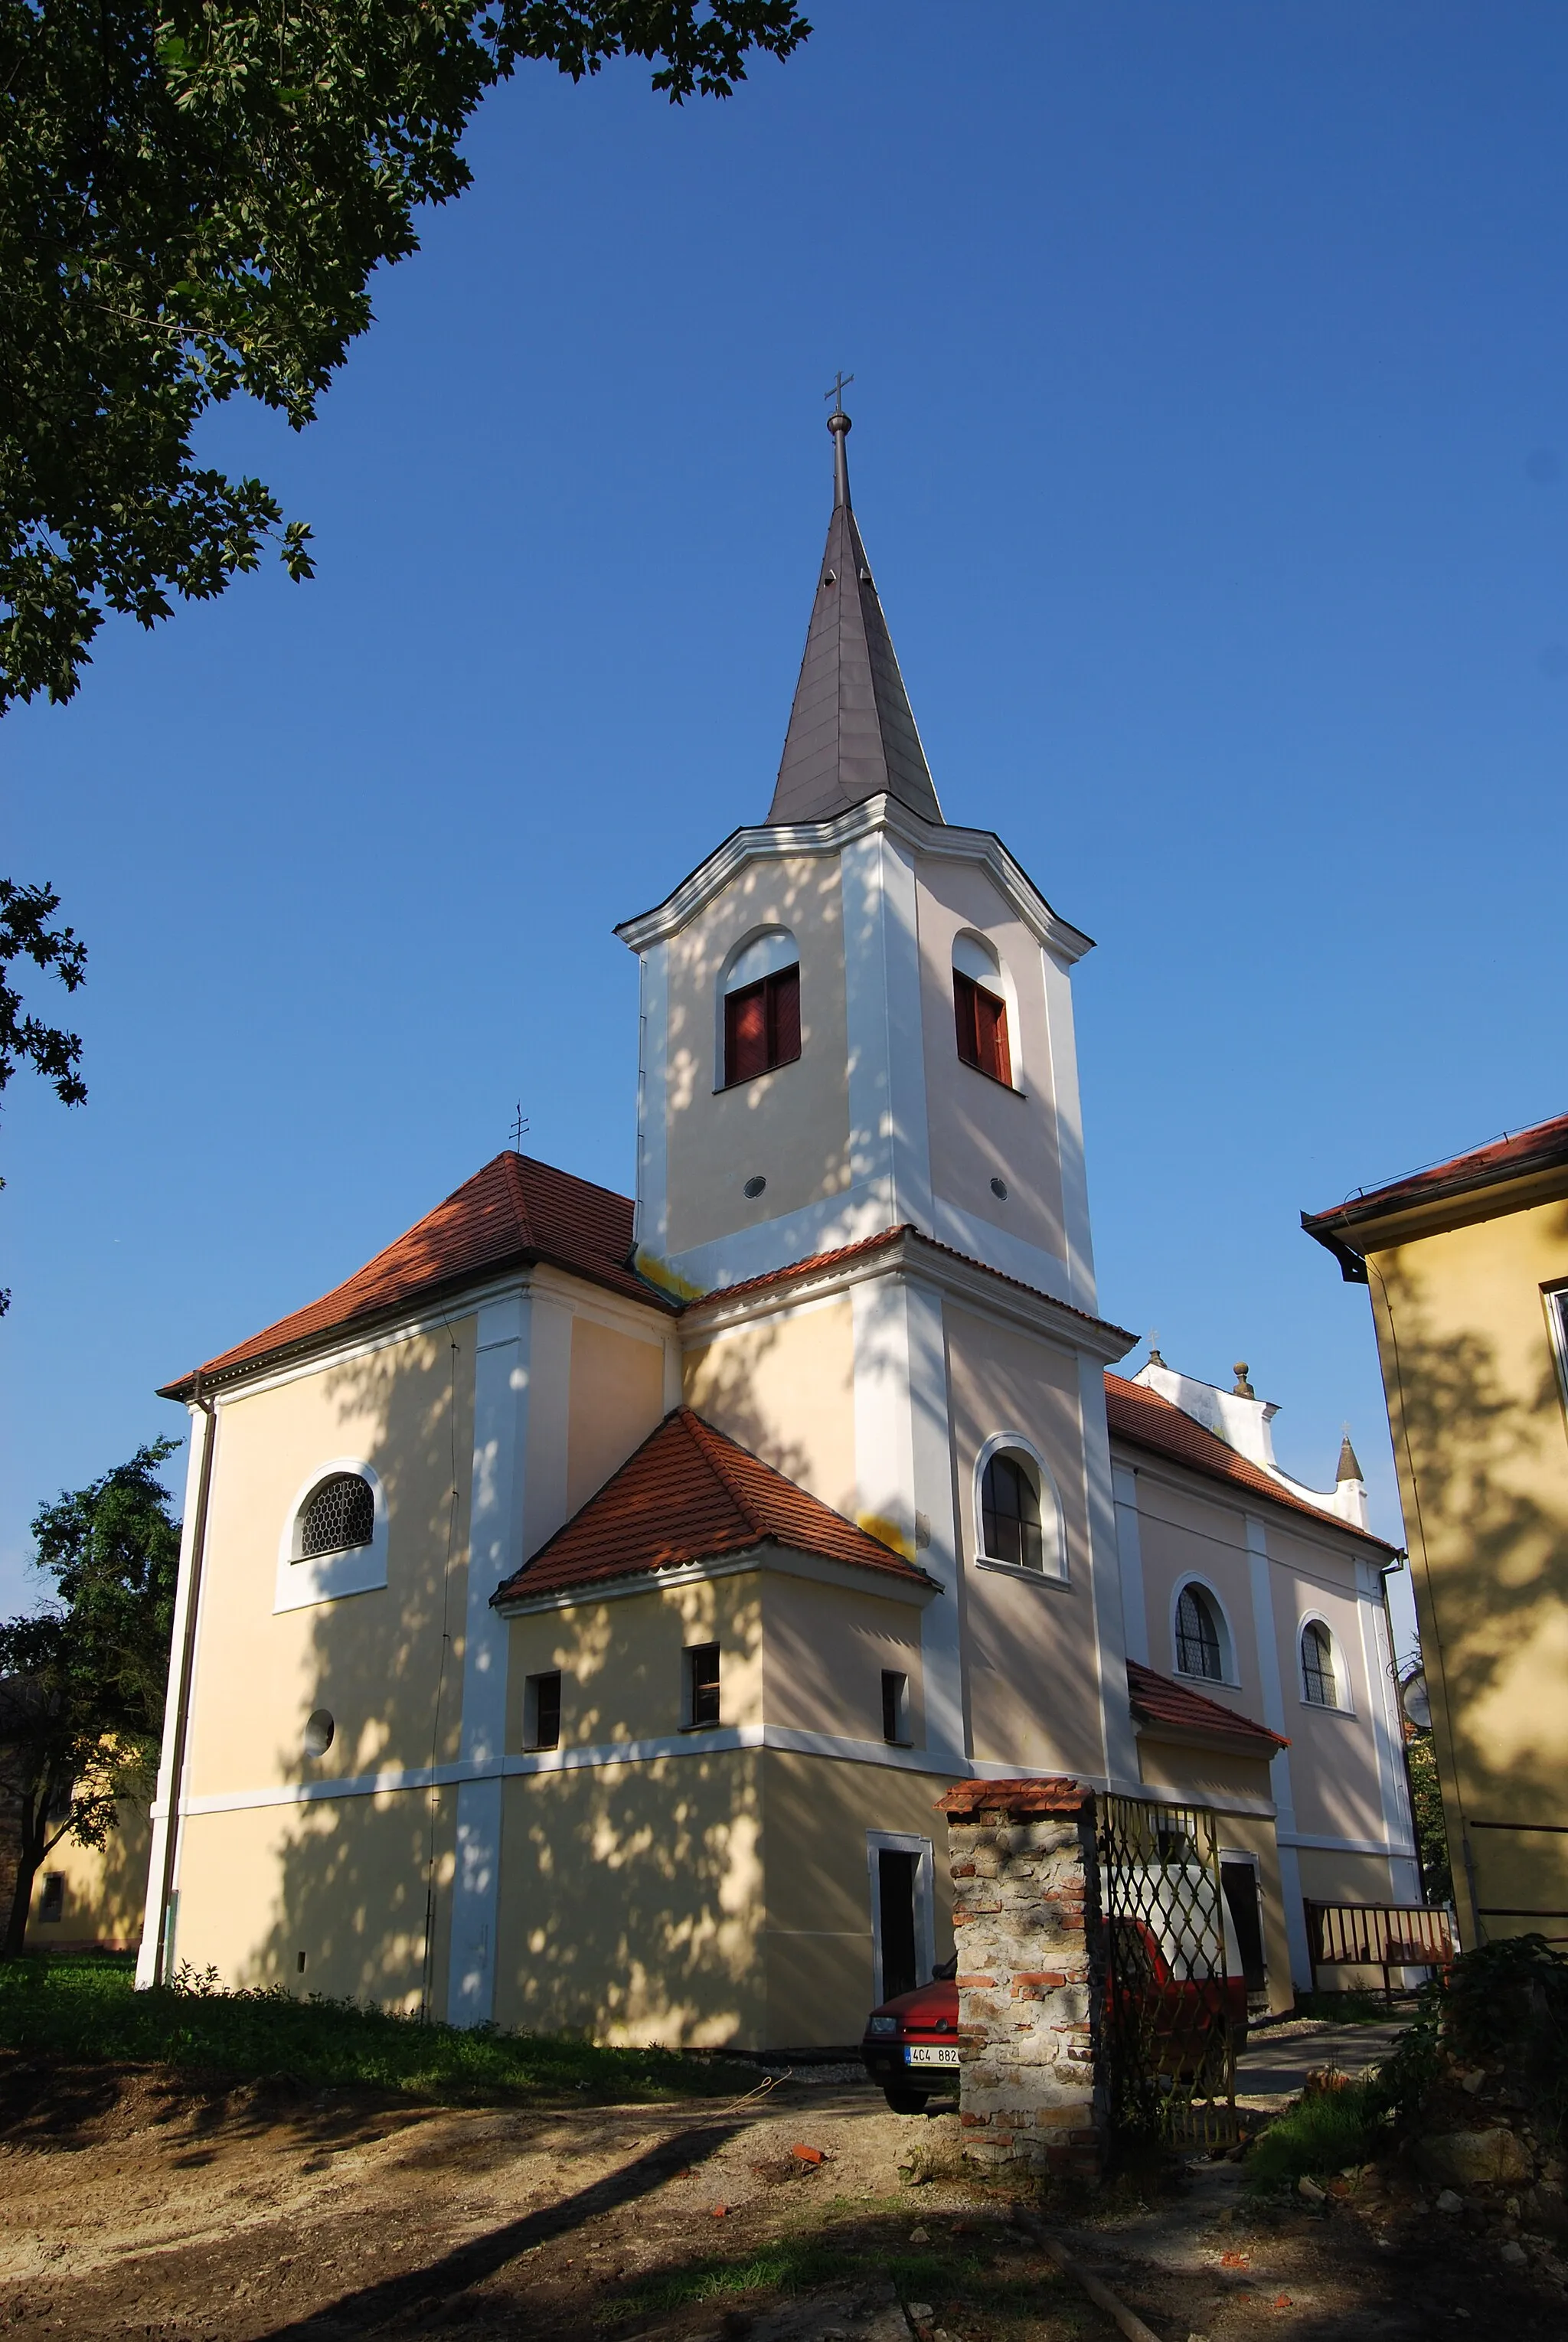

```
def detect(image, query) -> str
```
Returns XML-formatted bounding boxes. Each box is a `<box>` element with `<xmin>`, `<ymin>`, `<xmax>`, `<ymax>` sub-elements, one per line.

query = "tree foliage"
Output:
<box><xmin>0</xmin><ymin>877</ymin><xmax>87</xmax><ymax>1313</ymax></box>
<box><xmin>0</xmin><ymin>1439</ymin><xmax>181</xmax><ymax>1954</ymax></box>
<box><xmin>0</xmin><ymin>0</ymin><xmax>811</xmax><ymax>708</ymax></box>
<box><xmin>1403</xmin><ymin>1727</ymin><xmax>1452</xmax><ymax>1906</ymax></box>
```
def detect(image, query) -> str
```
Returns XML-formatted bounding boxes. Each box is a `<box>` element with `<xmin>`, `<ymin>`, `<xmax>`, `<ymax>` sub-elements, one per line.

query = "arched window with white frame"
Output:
<box><xmin>1172</xmin><ymin>1579</ymin><xmax>1235</xmax><ymax>1684</ymax></box>
<box><xmin>952</xmin><ymin>931</ymin><xmax>1018</xmax><ymax>1089</ymax></box>
<box><xmin>1300</xmin><ymin>1618</ymin><xmax>1345</xmax><ymax>1710</ymax></box>
<box><xmin>719</xmin><ymin>926</ymin><xmax>800</xmax><ymax>1089</ymax></box>
<box><xmin>974</xmin><ymin>1435</ymin><xmax>1067</xmax><ymax>1581</ymax></box>
<box><xmin>276</xmin><ymin>1458</ymin><xmax>388</xmax><ymax>1613</ymax></box>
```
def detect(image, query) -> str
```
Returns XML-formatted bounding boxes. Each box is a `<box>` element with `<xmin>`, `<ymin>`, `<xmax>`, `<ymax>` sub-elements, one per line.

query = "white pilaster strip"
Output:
<box><xmin>1039</xmin><ymin>944</ymin><xmax>1097</xmax><ymax>1315</ymax></box>
<box><xmin>1111</xmin><ymin>1462</ymin><xmax>1151</xmax><ymax>1669</ymax></box>
<box><xmin>1244</xmin><ymin>1513</ymin><xmax>1313</xmax><ymax>1989</ymax></box>
<box><xmin>841</xmin><ymin>831</ymin><xmax>933</xmax><ymax>1233</ymax></box>
<box><xmin>136</xmin><ymin>1406</ymin><xmax>215</xmax><ymax>1990</ymax></box>
<box><xmin>1081</xmin><ymin>1360</ymin><xmax>1139</xmax><ymax>1782</ymax></box>
<box><xmin>447</xmin><ymin>1295</ymin><xmax>530</xmax><ymax>2025</ymax></box>
<box><xmin>851</xmin><ymin>1273</ymin><xmax>964</xmax><ymax>1760</ymax></box>
<box><xmin>634</xmin><ymin>941</ymin><xmax>670</xmax><ymax>1265</ymax></box>
<box><xmin>1357</xmin><ymin>1560</ymin><xmax>1422</xmax><ymax>1899</ymax></box>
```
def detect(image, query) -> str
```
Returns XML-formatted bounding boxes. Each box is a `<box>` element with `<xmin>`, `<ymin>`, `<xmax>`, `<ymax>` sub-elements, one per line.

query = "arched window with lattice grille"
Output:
<box><xmin>299</xmin><ymin>1472</ymin><xmax>375</xmax><ymax>1560</ymax></box>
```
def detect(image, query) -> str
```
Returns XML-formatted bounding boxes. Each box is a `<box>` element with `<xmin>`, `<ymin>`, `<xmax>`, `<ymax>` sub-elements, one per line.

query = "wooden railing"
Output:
<box><xmin>1305</xmin><ymin>1901</ymin><xmax>1456</xmax><ymax>1999</ymax></box>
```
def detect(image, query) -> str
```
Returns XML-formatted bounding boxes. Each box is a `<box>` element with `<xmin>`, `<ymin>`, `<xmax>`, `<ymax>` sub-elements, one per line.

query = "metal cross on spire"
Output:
<box><xmin>824</xmin><ymin>369</ymin><xmax>854</xmax><ymax>416</ymax></box>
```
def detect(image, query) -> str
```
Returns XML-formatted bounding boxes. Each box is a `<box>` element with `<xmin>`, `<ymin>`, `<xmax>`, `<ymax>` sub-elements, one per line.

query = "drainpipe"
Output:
<box><xmin>149</xmin><ymin>1376</ymin><xmax>218</xmax><ymax>1986</ymax></box>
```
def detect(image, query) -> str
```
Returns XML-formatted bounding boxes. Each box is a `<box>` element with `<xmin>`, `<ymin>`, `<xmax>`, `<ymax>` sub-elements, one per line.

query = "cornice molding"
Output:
<box><xmin>613</xmin><ymin>795</ymin><xmax>1094</xmax><ymax>965</ymax></box>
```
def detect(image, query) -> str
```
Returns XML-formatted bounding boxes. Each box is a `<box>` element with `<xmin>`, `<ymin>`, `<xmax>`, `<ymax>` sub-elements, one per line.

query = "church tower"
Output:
<box><xmin>617</xmin><ymin>400</ymin><xmax>1099</xmax><ymax>1318</ymax></box>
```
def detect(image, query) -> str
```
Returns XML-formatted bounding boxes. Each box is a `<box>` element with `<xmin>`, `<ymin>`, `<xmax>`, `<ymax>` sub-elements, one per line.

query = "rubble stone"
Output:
<box><xmin>1416</xmin><ymin>2130</ymin><xmax>1534</xmax><ymax>2188</ymax></box>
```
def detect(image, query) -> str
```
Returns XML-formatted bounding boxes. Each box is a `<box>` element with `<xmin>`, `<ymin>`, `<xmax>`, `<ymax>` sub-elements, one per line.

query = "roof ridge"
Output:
<box><xmin>675</xmin><ymin>1406</ymin><xmax>772</xmax><ymax>1540</ymax></box>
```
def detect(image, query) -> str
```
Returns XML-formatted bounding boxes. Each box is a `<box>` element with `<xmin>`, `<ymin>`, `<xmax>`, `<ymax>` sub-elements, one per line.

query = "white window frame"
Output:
<box><xmin>275</xmin><ymin>1458</ymin><xmax>388</xmax><ymax>1613</ymax></box>
<box><xmin>714</xmin><ymin>924</ymin><xmax>799</xmax><ymax>1092</ymax></box>
<box><xmin>1545</xmin><ymin>1283</ymin><xmax>1568</xmax><ymax>1426</ymax></box>
<box><xmin>973</xmin><ymin>1430</ymin><xmax>1069</xmax><ymax>1584</ymax></box>
<box><xmin>1169</xmin><ymin>1573</ymin><xmax>1240</xmax><ymax>1687</ymax></box>
<box><xmin>1298</xmin><ymin>1612</ymin><xmax>1354</xmax><ymax>1715</ymax></box>
<box><xmin>866</xmin><ymin>1828</ymin><xmax>937</xmax><ymax>2005</ymax></box>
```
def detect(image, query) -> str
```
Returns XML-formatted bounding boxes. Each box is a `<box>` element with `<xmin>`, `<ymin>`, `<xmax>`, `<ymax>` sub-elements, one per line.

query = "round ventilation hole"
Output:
<box><xmin>303</xmin><ymin>1708</ymin><xmax>335</xmax><ymax>1758</ymax></box>
<box><xmin>990</xmin><ymin>1176</ymin><xmax>1009</xmax><ymax>1201</ymax></box>
<box><xmin>743</xmin><ymin>1174</ymin><xmax>767</xmax><ymax>1200</ymax></box>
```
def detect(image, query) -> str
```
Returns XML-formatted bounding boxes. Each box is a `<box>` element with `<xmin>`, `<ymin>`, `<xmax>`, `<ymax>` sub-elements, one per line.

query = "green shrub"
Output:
<box><xmin>1245</xmin><ymin>2076</ymin><xmax>1387</xmax><ymax>2190</ymax></box>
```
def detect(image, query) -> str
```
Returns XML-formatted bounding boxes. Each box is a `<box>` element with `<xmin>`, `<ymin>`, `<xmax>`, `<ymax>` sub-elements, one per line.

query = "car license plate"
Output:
<box><xmin>906</xmin><ymin>2043</ymin><xmax>959</xmax><ymax>2066</ymax></box>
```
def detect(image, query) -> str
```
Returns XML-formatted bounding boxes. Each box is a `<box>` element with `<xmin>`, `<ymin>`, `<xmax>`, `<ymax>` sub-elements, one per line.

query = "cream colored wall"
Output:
<box><xmin>761</xmin><ymin>1574</ymin><xmax>925</xmax><ymax>1744</ymax></box>
<box><xmin>664</xmin><ymin>856</ymin><xmax>851</xmax><ymax>1258</ymax></box>
<box><xmin>914</xmin><ymin>858</ymin><xmax>1067</xmax><ymax>1266</ymax></box>
<box><xmin>1367</xmin><ymin>1192</ymin><xmax>1568</xmax><ymax>1945</ymax></box>
<box><xmin>1128</xmin><ymin>1469</ymin><xmax>1264</xmax><ymax>1716</ymax></box>
<box><xmin>1262</xmin><ymin>1521</ymin><xmax>1387</xmax><ymax>1849</ymax></box>
<box><xmin>186</xmin><ymin>1321</ymin><xmax>476</xmax><ymax>1808</ymax></box>
<box><xmin>28</xmin><ymin>1795</ymin><xmax>150</xmax><ymax>1952</ymax></box>
<box><xmin>494</xmin><ymin>1749</ymin><xmax>766</xmax><ymax>2045</ymax></box>
<box><xmin>170</xmin><ymin>1787</ymin><xmax>456</xmax><ymax>2010</ymax></box>
<box><xmin>683</xmin><ymin>1295</ymin><xmax>856</xmax><ymax>1514</ymax></box>
<box><xmin>567</xmin><ymin>1315</ymin><xmax>668</xmax><ymax>1514</ymax></box>
<box><xmin>761</xmin><ymin>1749</ymin><xmax>956</xmax><ymax>2046</ymax></box>
<box><xmin>506</xmin><ymin>1575</ymin><xmax>764</xmax><ymax>1751</ymax></box>
<box><xmin>944</xmin><ymin>1304</ymin><xmax>1105</xmax><ymax>1773</ymax></box>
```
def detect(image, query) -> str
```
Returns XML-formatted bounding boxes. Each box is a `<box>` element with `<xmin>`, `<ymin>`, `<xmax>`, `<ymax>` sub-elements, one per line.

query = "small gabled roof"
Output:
<box><xmin>1126</xmin><ymin>1659</ymin><xmax>1288</xmax><ymax>1755</ymax></box>
<box><xmin>160</xmin><ymin>1152</ymin><xmax>672</xmax><ymax>1397</ymax></box>
<box><xmin>494</xmin><ymin>1406</ymin><xmax>933</xmax><ymax>1605</ymax></box>
<box><xmin>767</xmin><ymin>408</ymin><xmax>943</xmax><ymax>828</ymax></box>
<box><xmin>1103</xmin><ymin>1372</ymin><xmax>1398</xmax><ymax>1555</ymax></box>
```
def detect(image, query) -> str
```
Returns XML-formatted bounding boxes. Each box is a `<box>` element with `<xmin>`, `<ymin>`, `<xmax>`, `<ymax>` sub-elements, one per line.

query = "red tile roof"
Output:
<box><xmin>1103</xmin><ymin>1372</ymin><xmax>1398</xmax><ymax>1553</ymax></box>
<box><xmin>493</xmin><ymin>1406</ymin><xmax>933</xmax><ymax>1604</ymax></box>
<box><xmin>1126</xmin><ymin>1658</ymin><xmax>1287</xmax><ymax>1754</ymax></box>
<box><xmin>937</xmin><ymin>1777</ymin><xmax>1093</xmax><ymax>1818</ymax></box>
<box><xmin>160</xmin><ymin>1152</ymin><xmax>673</xmax><ymax>1396</ymax></box>
<box><xmin>1303</xmin><ymin>1109</ymin><xmax>1568</xmax><ymax>1248</ymax></box>
<box><xmin>691</xmin><ymin>1223</ymin><xmax>1136</xmax><ymax>1344</ymax></box>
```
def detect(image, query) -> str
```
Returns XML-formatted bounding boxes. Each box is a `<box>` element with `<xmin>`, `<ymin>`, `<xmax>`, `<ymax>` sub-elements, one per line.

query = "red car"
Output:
<box><xmin>860</xmin><ymin>1926</ymin><xmax>1247</xmax><ymax>2114</ymax></box>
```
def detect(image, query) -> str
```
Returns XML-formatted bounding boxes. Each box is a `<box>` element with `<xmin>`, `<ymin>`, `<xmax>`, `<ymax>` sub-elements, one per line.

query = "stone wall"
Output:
<box><xmin>937</xmin><ymin>1776</ymin><xmax>1104</xmax><ymax>2177</ymax></box>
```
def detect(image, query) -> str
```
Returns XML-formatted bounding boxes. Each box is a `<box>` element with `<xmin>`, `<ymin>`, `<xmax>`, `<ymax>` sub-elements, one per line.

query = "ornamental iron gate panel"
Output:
<box><xmin>1099</xmin><ymin>1794</ymin><xmax>1240</xmax><ymax>2149</ymax></box>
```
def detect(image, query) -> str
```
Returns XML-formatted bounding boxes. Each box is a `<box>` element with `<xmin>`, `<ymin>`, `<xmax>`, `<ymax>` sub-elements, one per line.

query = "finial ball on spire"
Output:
<box><xmin>827</xmin><ymin>408</ymin><xmax>851</xmax><ymax>437</ymax></box>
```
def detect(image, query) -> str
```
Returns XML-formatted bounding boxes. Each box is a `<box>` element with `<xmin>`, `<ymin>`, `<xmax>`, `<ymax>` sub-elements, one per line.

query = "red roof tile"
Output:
<box><xmin>937</xmin><ymin>1777</ymin><xmax>1093</xmax><ymax>1818</ymax></box>
<box><xmin>493</xmin><ymin>1407</ymin><xmax>933</xmax><ymax>1603</ymax></box>
<box><xmin>1103</xmin><ymin>1373</ymin><xmax>1397</xmax><ymax>1553</ymax></box>
<box><xmin>692</xmin><ymin>1223</ymin><xmax>1136</xmax><ymax>1344</ymax></box>
<box><xmin>1126</xmin><ymin>1658</ymin><xmax>1287</xmax><ymax>1753</ymax></box>
<box><xmin>160</xmin><ymin>1153</ymin><xmax>672</xmax><ymax>1395</ymax></box>
<box><xmin>1303</xmin><ymin>1110</ymin><xmax>1568</xmax><ymax>1244</ymax></box>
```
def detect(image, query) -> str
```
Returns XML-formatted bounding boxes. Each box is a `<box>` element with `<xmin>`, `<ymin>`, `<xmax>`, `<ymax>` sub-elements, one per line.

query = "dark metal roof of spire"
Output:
<box><xmin>766</xmin><ymin>404</ymin><xmax>943</xmax><ymax>827</ymax></box>
<box><xmin>1336</xmin><ymin>1432</ymin><xmax>1365</xmax><ymax>1485</ymax></box>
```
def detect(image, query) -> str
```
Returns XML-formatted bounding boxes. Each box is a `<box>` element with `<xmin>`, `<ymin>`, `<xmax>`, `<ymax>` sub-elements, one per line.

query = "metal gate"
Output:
<box><xmin>1099</xmin><ymin>1794</ymin><xmax>1240</xmax><ymax>2148</ymax></box>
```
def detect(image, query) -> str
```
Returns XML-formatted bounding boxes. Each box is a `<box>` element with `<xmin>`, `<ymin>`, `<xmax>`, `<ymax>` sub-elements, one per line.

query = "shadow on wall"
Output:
<box><xmin>1380</xmin><ymin>1232</ymin><xmax>1568</xmax><ymax>1880</ymax></box>
<box><xmin>29</xmin><ymin>1789</ymin><xmax>152</xmax><ymax>1952</ymax></box>
<box><xmin>256</xmin><ymin>1325</ymin><xmax>472</xmax><ymax>2012</ymax></box>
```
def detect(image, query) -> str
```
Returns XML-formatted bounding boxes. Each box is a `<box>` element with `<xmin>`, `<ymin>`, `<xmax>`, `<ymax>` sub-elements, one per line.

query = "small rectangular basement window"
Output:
<box><xmin>685</xmin><ymin>1643</ymin><xmax>721</xmax><ymax>1730</ymax></box>
<box><xmin>524</xmin><ymin>1671</ymin><xmax>561</xmax><ymax>1751</ymax></box>
<box><xmin>38</xmin><ymin>1873</ymin><xmax>64</xmax><ymax>1923</ymax></box>
<box><xmin>881</xmin><ymin>1670</ymin><xmax>911</xmax><ymax>1746</ymax></box>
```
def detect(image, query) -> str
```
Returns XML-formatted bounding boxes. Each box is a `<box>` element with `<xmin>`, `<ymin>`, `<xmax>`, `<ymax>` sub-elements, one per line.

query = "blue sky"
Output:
<box><xmin>6</xmin><ymin>2</ymin><xmax>1567</xmax><ymax>1656</ymax></box>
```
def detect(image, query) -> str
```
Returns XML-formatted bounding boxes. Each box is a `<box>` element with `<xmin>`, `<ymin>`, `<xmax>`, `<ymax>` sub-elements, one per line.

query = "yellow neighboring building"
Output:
<box><xmin>1304</xmin><ymin>1112</ymin><xmax>1568</xmax><ymax>1952</ymax></box>
<box><xmin>135</xmin><ymin>408</ymin><xmax>1416</xmax><ymax>2043</ymax></box>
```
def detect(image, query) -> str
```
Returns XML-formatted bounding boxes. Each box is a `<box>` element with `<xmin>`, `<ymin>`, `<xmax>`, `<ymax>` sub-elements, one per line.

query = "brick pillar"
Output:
<box><xmin>936</xmin><ymin>1777</ymin><xmax>1104</xmax><ymax>2179</ymax></box>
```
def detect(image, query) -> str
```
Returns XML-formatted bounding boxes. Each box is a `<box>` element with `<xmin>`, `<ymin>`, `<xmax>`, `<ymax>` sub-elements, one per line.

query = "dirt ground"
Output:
<box><xmin>0</xmin><ymin>2047</ymin><xmax>1564</xmax><ymax>2342</ymax></box>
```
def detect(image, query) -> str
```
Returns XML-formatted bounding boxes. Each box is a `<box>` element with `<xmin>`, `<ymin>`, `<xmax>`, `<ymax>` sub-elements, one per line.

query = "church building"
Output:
<box><xmin>138</xmin><ymin>408</ymin><xmax>1419</xmax><ymax>2045</ymax></box>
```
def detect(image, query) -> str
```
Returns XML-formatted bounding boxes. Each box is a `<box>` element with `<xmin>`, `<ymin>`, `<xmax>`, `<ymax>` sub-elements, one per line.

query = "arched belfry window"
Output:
<box><xmin>952</xmin><ymin>932</ymin><xmax>1013</xmax><ymax>1088</ymax></box>
<box><xmin>1301</xmin><ymin>1619</ymin><xmax>1341</xmax><ymax>1709</ymax></box>
<box><xmin>1174</xmin><ymin>1582</ymin><xmax>1230</xmax><ymax>1682</ymax></box>
<box><xmin>975</xmin><ymin>1439</ymin><xmax>1067</xmax><ymax>1579</ymax></box>
<box><xmin>721</xmin><ymin>928</ymin><xmax>800</xmax><ymax>1089</ymax></box>
<box><xmin>299</xmin><ymin>1472</ymin><xmax>375</xmax><ymax>1560</ymax></box>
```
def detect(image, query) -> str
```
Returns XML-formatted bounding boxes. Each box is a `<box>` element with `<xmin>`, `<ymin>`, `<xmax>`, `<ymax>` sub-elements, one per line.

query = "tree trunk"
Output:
<box><xmin>1</xmin><ymin>1795</ymin><xmax>47</xmax><ymax>1958</ymax></box>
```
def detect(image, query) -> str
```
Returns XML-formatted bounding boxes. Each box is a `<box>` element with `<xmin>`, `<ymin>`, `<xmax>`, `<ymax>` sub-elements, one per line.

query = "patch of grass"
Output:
<box><xmin>1290</xmin><ymin>1989</ymin><xmax>1401</xmax><ymax>2024</ymax></box>
<box><xmin>1244</xmin><ymin>2076</ymin><xmax>1387</xmax><ymax>2190</ymax></box>
<box><xmin>0</xmin><ymin>1954</ymin><xmax>753</xmax><ymax>2105</ymax></box>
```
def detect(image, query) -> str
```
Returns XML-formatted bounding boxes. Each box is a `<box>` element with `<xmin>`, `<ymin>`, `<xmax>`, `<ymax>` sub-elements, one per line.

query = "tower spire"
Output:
<box><xmin>766</xmin><ymin>390</ymin><xmax>942</xmax><ymax>828</ymax></box>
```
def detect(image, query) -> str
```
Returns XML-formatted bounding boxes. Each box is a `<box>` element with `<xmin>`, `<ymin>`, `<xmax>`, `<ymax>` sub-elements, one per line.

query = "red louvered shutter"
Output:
<box><xmin>725</xmin><ymin>982</ymin><xmax>769</xmax><ymax>1085</ymax></box>
<box><xmin>978</xmin><ymin>986</ymin><xmax>1011</xmax><ymax>1086</ymax></box>
<box><xmin>768</xmin><ymin>966</ymin><xmax>801</xmax><ymax>1067</ymax></box>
